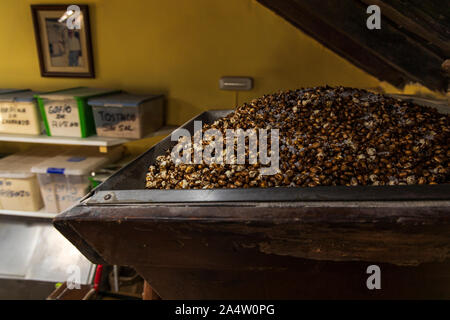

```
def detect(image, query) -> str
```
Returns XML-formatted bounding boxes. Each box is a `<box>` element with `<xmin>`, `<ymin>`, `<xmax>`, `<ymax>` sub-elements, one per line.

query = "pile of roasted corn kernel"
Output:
<box><xmin>146</xmin><ymin>86</ymin><xmax>449</xmax><ymax>189</ymax></box>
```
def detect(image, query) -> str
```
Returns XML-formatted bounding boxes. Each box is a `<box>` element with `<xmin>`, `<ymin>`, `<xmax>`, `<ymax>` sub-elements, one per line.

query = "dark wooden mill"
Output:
<box><xmin>55</xmin><ymin>0</ymin><xmax>450</xmax><ymax>299</ymax></box>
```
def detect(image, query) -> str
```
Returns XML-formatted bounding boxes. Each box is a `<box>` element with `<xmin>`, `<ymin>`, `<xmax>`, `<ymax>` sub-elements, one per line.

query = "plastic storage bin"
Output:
<box><xmin>0</xmin><ymin>90</ymin><xmax>42</xmax><ymax>135</ymax></box>
<box><xmin>0</xmin><ymin>153</ymin><xmax>11</xmax><ymax>209</ymax></box>
<box><xmin>36</xmin><ymin>87</ymin><xmax>120</xmax><ymax>137</ymax></box>
<box><xmin>0</xmin><ymin>147</ymin><xmax>61</xmax><ymax>211</ymax></box>
<box><xmin>88</xmin><ymin>93</ymin><xmax>164</xmax><ymax>139</ymax></box>
<box><xmin>31</xmin><ymin>147</ymin><xmax>123</xmax><ymax>213</ymax></box>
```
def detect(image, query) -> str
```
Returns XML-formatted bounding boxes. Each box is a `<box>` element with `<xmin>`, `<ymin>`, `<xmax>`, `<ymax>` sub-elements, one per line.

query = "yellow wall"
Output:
<box><xmin>0</xmin><ymin>0</ymin><xmax>384</xmax><ymax>122</ymax></box>
<box><xmin>0</xmin><ymin>0</ymin><xmax>439</xmax><ymax>154</ymax></box>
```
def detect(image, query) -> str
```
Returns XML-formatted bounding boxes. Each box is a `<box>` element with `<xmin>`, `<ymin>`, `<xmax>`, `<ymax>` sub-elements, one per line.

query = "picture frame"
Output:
<box><xmin>31</xmin><ymin>4</ymin><xmax>95</xmax><ymax>78</ymax></box>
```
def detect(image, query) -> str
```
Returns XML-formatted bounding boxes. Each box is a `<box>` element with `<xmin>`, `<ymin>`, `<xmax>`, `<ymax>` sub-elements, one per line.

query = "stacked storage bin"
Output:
<box><xmin>88</xmin><ymin>93</ymin><xmax>164</xmax><ymax>139</ymax></box>
<box><xmin>31</xmin><ymin>146</ymin><xmax>123</xmax><ymax>213</ymax></box>
<box><xmin>36</xmin><ymin>87</ymin><xmax>119</xmax><ymax>137</ymax></box>
<box><xmin>0</xmin><ymin>147</ymin><xmax>62</xmax><ymax>211</ymax></box>
<box><xmin>0</xmin><ymin>90</ymin><xmax>42</xmax><ymax>135</ymax></box>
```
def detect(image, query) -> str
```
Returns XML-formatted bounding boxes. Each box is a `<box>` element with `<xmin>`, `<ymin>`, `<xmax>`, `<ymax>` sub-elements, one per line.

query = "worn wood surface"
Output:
<box><xmin>54</xmin><ymin>200</ymin><xmax>450</xmax><ymax>299</ymax></box>
<box><xmin>134</xmin><ymin>260</ymin><xmax>450</xmax><ymax>299</ymax></box>
<box><xmin>56</xmin><ymin>202</ymin><xmax>450</xmax><ymax>266</ymax></box>
<box><xmin>142</xmin><ymin>281</ymin><xmax>161</xmax><ymax>300</ymax></box>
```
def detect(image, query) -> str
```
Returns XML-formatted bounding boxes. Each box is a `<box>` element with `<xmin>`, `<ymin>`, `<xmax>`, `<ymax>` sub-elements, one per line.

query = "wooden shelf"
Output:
<box><xmin>0</xmin><ymin>126</ymin><xmax>176</xmax><ymax>150</ymax></box>
<box><xmin>0</xmin><ymin>209</ymin><xmax>58</xmax><ymax>219</ymax></box>
<box><xmin>0</xmin><ymin>133</ymin><xmax>127</xmax><ymax>147</ymax></box>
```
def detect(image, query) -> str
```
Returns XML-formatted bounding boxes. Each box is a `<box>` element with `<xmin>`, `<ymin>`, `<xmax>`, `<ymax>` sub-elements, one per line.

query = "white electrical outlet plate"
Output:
<box><xmin>219</xmin><ymin>77</ymin><xmax>253</xmax><ymax>91</ymax></box>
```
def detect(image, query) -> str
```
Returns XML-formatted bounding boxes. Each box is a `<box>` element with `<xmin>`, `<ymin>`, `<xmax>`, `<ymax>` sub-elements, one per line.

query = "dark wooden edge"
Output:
<box><xmin>53</xmin><ymin>210</ymin><xmax>107</xmax><ymax>264</ymax></box>
<box><xmin>142</xmin><ymin>281</ymin><xmax>161</xmax><ymax>300</ymax></box>
<box><xmin>56</xmin><ymin>201</ymin><xmax>450</xmax><ymax>222</ymax></box>
<box><xmin>30</xmin><ymin>4</ymin><xmax>95</xmax><ymax>78</ymax></box>
<box><xmin>54</xmin><ymin>203</ymin><xmax>450</xmax><ymax>266</ymax></box>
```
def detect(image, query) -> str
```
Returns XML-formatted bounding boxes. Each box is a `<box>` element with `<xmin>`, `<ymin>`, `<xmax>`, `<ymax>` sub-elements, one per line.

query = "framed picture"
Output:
<box><xmin>31</xmin><ymin>5</ymin><xmax>94</xmax><ymax>78</ymax></box>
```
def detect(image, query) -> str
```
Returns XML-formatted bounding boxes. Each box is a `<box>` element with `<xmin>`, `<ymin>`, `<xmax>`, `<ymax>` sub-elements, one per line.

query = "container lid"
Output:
<box><xmin>0</xmin><ymin>147</ymin><xmax>63</xmax><ymax>179</ymax></box>
<box><xmin>37</xmin><ymin>87</ymin><xmax>120</xmax><ymax>101</ymax></box>
<box><xmin>0</xmin><ymin>89</ymin><xmax>29</xmax><ymax>95</ymax></box>
<box><xmin>0</xmin><ymin>90</ymin><xmax>40</xmax><ymax>103</ymax></box>
<box><xmin>31</xmin><ymin>146</ymin><xmax>124</xmax><ymax>176</ymax></box>
<box><xmin>88</xmin><ymin>93</ymin><xmax>163</xmax><ymax>107</ymax></box>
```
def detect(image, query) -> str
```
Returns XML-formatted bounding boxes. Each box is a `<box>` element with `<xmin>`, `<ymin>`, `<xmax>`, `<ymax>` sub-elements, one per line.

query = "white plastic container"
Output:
<box><xmin>36</xmin><ymin>87</ymin><xmax>119</xmax><ymax>138</ymax></box>
<box><xmin>0</xmin><ymin>147</ymin><xmax>61</xmax><ymax>211</ymax></box>
<box><xmin>31</xmin><ymin>147</ymin><xmax>123</xmax><ymax>213</ymax></box>
<box><xmin>0</xmin><ymin>90</ymin><xmax>42</xmax><ymax>135</ymax></box>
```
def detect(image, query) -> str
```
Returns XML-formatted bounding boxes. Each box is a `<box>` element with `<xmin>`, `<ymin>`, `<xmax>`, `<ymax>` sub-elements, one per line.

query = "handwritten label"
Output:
<box><xmin>0</xmin><ymin>178</ymin><xmax>43</xmax><ymax>211</ymax></box>
<box><xmin>0</xmin><ymin>179</ymin><xmax>31</xmax><ymax>198</ymax></box>
<box><xmin>44</xmin><ymin>99</ymin><xmax>81</xmax><ymax>137</ymax></box>
<box><xmin>0</xmin><ymin>189</ymin><xmax>31</xmax><ymax>197</ymax></box>
<box><xmin>94</xmin><ymin>108</ymin><xmax>140</xmax><ymax>138</ymax></box>
<box><xmin>0</xmin><ymin>101</ymin><xmax>41</xmax><ymax>134</ymax></box>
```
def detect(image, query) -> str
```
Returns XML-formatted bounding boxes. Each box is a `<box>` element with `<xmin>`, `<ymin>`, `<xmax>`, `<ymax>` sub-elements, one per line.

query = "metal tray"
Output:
<box><xmin>87</xmin><ymin>109</ymin><xmax>450</xmax><ymax>205</ymax></box>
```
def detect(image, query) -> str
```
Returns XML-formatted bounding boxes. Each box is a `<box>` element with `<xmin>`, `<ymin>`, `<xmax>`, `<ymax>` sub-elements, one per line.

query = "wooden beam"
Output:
<box><xmin>257</xmin><ymin>0</ymin><xmax>448</xmax><ymax>91</ymax></box>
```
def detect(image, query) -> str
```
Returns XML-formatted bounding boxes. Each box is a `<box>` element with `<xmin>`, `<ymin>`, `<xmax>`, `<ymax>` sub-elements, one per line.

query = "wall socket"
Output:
<box><xmin>219</xmin><ymin>77</ymin><xmax>253</xmax><ymax>91</ymax></box>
